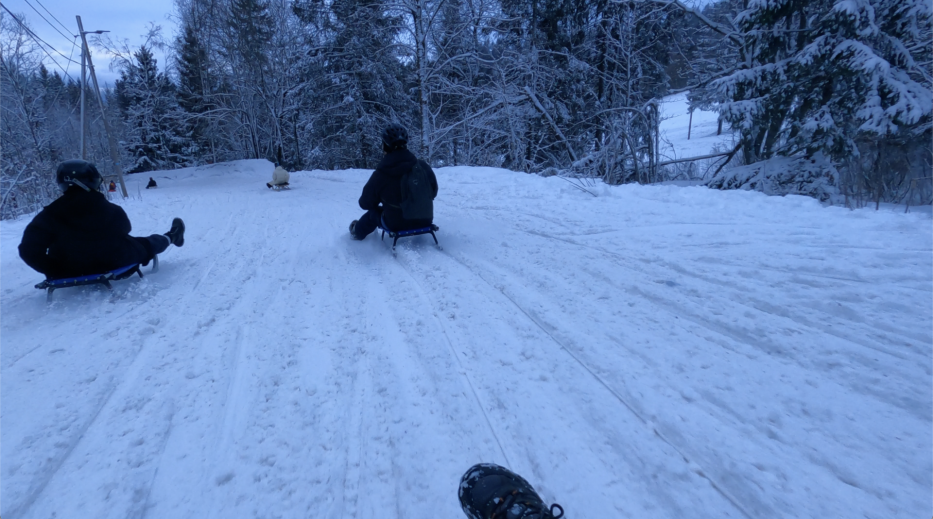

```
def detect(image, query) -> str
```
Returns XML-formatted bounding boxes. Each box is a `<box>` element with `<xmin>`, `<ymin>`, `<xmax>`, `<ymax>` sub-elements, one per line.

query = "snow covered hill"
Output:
<box><xmin>2</xmin><ymin>161</ymin><xmax>931</xmax><ymax>519</ymax></box>
<box><xmin>659</xmin><ymin>92</ymin><xmax>734</xmax><ymax>162</ymax></box>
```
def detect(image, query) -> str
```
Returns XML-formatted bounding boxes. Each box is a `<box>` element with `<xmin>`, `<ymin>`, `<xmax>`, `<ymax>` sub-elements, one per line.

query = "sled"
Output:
<box><xmin>267</xmin><ymin>182</ymin><xmax>290</xmax><ymax>191</ymax></box>
<box><xmin>35</xmin><ymin>255</ymin><xmax>159</xmax><ymax>302</ymax></box>
<box><xmin>378</xmin><ymin>216</ymin><xmax>440</xmax><ymax>255</ymax></box>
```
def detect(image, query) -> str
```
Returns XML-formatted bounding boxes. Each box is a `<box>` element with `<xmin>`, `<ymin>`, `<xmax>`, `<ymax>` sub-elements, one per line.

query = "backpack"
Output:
<box><xmin>400</xmin><ymin>160</ymin><xmax>434</xmax><ymax>220</ymax></box>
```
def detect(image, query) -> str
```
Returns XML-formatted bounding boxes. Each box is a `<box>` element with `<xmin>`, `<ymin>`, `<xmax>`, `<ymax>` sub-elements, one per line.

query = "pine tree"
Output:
<box><xmin>176</xmin><ymin>23</ymin><xmax>213</xmax><ymax>159</ymax></box>
<box><xmin>115</xmin><ymin>46</ymin><xmax>194</xmax><ymax>173</ymax></box>
<box><xmin>315</xmin><ymin>0</ymin><xmax>408</xmax><ymax>168</ymax></box>
<box><xmin>712</xmin><ymin>0</ymin><xmax>932</xmax><ymax>164</ymax></box>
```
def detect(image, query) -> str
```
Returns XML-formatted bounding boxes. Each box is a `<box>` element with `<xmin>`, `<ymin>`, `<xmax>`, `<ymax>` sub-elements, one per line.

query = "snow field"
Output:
<box><xmin>659</xmin><ymin>93</ymin><xmax>735</xmax><ymax>161</ymax></box>
<box><xmin>1</xmin><ymin>160</ymin><xmax>931</xmax><ymax>518</ymax></box>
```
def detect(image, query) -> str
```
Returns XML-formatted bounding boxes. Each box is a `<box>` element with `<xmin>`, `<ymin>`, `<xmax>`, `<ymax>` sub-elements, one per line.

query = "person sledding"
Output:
<box><xmin>266</xmin><ymin>162</ymin><xmax>290</xmax><ymax>190</ymax></box>
<box><xmin>18</xmin><ymin>160</ymin><xmax>185</xmax><ymax>285</ymax></box>
<box><xmin>108</xmin><ymin>180</ymin><xmax>117</xmax><ymax>192</ymax></box>
<box><xmin>146</xmin><ymin>177</ymin><xmax>157</xmax><ymax>189</ymax></box>
<box><xmin>349</xmin><ymin>123</ymin><xmax>438</xmax><ymax>242</ymax></box>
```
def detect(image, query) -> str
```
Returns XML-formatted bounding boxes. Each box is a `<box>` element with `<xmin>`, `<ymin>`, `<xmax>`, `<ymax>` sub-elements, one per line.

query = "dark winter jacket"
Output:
<box><xmin>18</xmin><ymin>188</ymin><xmax>149</xmax><ymax>279</ymax></box>
<box><xmin>359</xmin><ymin>148</ymin><xmax>438</xmax><ymax>231</ymax></box>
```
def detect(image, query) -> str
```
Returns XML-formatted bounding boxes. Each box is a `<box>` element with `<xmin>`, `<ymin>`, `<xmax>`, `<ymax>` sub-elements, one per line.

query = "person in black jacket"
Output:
<box><xmin>146</xmin><ymin>177</ymin><xmax>158</xmax><ymax>189</ymax></box>
<box><xmin>19</xmin><ymin>160</ymin><xmax>185</xmax><ymax>280</ymax></box>
<box><xmin>349</xmin><ymin>124</ymin><xmax>438</xmax><ymax>240</ymax></box>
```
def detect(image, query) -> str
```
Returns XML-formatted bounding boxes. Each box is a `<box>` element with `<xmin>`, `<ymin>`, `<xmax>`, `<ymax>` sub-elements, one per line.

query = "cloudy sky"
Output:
<box><xmin>4</xmin><ymin>0</ymin><xmax>178</xmax><ymax>84</ymax></box>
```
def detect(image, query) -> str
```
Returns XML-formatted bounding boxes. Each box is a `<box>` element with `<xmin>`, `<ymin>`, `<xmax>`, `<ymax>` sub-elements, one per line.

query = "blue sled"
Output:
<box><xmin>35</xmin><ymin>255</ymin><xmax>159</xmax><ymax>302</ymax></box>
<box><xmin>378</xmin><ymin>216</ymin><xmax>440</xmax><ymax>254</ymax></box>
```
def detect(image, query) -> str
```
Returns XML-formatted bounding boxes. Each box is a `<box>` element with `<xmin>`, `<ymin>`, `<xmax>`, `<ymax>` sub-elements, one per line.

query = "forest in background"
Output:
<box><xmin>2</xmin><ymin>0</ymin><xmax>931</xmax><ymax>218</ymax></box>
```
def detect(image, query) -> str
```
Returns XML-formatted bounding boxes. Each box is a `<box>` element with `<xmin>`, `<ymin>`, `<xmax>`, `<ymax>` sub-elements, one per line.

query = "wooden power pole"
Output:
<box><xmin>77</xmin><ymin>16</ymin><xmax>127</xmax><ymax>198</ymax></box>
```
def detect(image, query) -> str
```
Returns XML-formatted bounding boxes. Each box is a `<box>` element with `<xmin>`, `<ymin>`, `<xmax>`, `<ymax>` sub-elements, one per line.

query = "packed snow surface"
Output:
<box><xmin>2</xmin><ymin>161</ymin><xmax>931</xmax><ymax>519</ymax></box>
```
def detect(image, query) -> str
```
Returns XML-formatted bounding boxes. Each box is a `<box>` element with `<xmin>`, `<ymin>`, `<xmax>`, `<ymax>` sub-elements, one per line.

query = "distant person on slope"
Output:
<box><xmin>266</xmin><ymin>163</ymin><xmax>290</xmax><ymax>189</ymax></box>
<box><xmin>349</xmin><ymin>123</ymin><xmax>438</xmax><ymax>240</ymax></box>
<box><xmin>146</xmin><ymin>177</ymin><xmax>157</xmax><ymax>189</ymax></box>
<box><xmin>18</xmin><ymin>160</ymin><xmax>185</xmax><ymax>280</ymax></box>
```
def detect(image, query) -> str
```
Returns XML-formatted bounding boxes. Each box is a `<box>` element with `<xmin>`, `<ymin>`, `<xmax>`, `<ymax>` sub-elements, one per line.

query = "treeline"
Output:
<box><xmin>2</xmin><ymin>0</ymin><xmax>931</xmax><ymax>218</ymax></box>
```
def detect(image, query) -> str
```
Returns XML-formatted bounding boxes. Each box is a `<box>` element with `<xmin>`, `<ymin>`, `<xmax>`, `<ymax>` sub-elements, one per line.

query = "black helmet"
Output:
<box><xmin>56</xmin><ymin>160</ymin><xmax>102</xmax><ymax>192</ymax></box>
<box><xmin>381</xmin><ymin>123</ymin><xmax>408</xmax><ymax>149</ymax></box>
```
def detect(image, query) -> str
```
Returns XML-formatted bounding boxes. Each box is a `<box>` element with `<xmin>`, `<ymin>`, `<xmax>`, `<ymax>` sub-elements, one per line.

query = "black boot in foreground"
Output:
<box><xmin>459</xmin><ymin>463</ymin><xmax>564</xmax><ymax>519</ymax></box>
<box><xmin>165</xmin><ymin>217</ymin><xmax>185</xmax><ymax>247</ymax></box>
<box><xmin>349</xmin><ymin>220</ymin><xmax>362</xmax><ymax>240</ymax></box>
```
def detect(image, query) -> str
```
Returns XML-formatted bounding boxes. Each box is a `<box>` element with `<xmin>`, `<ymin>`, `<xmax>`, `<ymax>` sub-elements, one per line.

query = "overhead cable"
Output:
<box><xmin>33</xmin><ymin>0</ymin><xmax>75</xmax><ymax>37</ymax></box>
<box><xmin>1</xmin><ymin>5</ymin><xmax>80</xmax><ymax>77</ymax></box>
<box><xmin>21</xmin><ymin>0</ymin><xmax>75</xmax><ymax>43</ymax></box>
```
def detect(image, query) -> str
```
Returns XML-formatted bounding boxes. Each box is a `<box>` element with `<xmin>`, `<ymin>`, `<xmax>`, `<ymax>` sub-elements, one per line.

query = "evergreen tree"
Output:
<box><xmin>712</xmin><ymin>0</ymin><xmax>932</xmax><ymax>164</ymax></box>
<box><xmin>315</xmin><ymin>0</ymin><xmax>408</xmax><ymax>168</ymax></box>
<box><xmin>222</xmin><ymin>0</ymin><xmax>276</xmax><ymax>159</ymax></box>
<box><xmin>115</xmin><ymin>46</ymin><xmax>194</xmax><ymax>172</ymax></box>
<box><xmin>176</xmin><ymin>23</ymin><xmax>213</xmax><ymax>159</ymax></box>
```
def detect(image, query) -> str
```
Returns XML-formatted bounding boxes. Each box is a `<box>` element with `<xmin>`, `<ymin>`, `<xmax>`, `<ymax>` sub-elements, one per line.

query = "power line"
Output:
<box><xmin>1</xmin><ymin>4</ymin><xmax>80</xmax><ymax>77</ymax></box>
<box><xmin>21</xmin><ymin>0</ymin><xmax>75</xmax><ymax>43</ymax></box>
<box><xmin>1</xmin><ymin>6</ymin><xmax>81</xmax><ymax>65</ymax></box>
<box><xmin>38</xmin><ymin>34</ymin><xmax>81</xmax><ymax>116</ymax></box>
<box><xmin>32</xmin><ymin>0</ymin><xmax>74</xmax><ymax>37</ymax></box>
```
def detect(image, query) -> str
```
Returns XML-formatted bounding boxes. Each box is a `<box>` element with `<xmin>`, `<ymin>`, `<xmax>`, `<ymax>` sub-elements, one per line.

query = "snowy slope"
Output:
<box><xmin>659</xmin><ymin>92</ymin><xmax>735</xmax><ymax>161</ymax></box>
<box><xmin>2</xmin><ymin>161</ymin><xmax>931</xmax><ymax>519</ymax></box>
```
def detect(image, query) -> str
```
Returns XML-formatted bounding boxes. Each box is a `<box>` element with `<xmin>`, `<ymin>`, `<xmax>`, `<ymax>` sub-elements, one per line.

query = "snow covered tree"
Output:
<box><xmin>697</xmin><ymin>0</ymin><xmax>932</xmax><ymax>202</ymax></box>
<box><xmin>294</xmin><ymin>0</ymin><xmax>409</xmax><ymax>169</ymax></box>
<box><xmin>0</xmin><ymin>13</ymin><xmax>102</xmax><ymax>217</ymax></box>
<box><xmin>115</xmin><ymin>46</ymin><xmax>194</xmax><ymax>173</ymax></box>
<box><xmin>711</xmin><ymin>0</ymin><xmax>931</xmax><ymax>164</ymax></box>
<box><xmin>176</xmin><ymin>23</ymin><xmax>215</xmax><ymax>161</ymax></box>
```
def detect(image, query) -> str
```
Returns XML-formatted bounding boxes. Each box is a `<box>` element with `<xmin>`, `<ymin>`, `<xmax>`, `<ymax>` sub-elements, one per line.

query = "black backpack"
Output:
<box><xmin>400</xmin><ymin>160</ymin><xmax>434</xmax><ymax>220</ymax></box>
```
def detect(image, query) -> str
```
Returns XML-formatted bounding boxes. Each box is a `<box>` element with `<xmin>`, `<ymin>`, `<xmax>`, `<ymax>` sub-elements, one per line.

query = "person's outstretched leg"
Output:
<box><xmin>165</xmin><ymin>217</ymin><xmax>185</xmax><ymax>247</ymax></box>
<box><xmin>133</xmin><ymin>217</ymin><xmax>185</xmax><ymax>266</ymax></box>
<box><xmin>459</xmin><ymin>463</ymin><xmax>564</xmax><ymax>519</ymax></box>
<box><xmin>350</xmin><ymin>208</ymin><xmax>382</xmax><ymax>240</ymax></box>
<box><xmin>133</xmin><ymin>235</ymin><xmax>169</xmax><ymax>266</ymax></box>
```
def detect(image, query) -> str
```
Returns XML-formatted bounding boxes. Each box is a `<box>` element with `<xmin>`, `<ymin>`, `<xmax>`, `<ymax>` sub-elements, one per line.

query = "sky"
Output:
<box><xmin>3</xmin><ymin>0</ymin><xmax>178</xmax><ymax>85</ymax></box>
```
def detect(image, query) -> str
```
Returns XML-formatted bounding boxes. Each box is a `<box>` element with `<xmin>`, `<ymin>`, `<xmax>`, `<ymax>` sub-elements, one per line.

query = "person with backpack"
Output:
<box><xmin>349</xmin><ymin>123</ymin><xmax>438</xmax><ymax>240</ymax></box>
<box><xmin>18</xmin><ymin>160</ymin><xmax>185</xmax><ymax>280</ymax></box>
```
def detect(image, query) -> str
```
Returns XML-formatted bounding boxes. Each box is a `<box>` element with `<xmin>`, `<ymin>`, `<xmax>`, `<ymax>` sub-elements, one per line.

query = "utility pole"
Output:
<box><xmin>80</xmin><ymin>38</ymin><xmax>86</xmax><ymax>159</ymax></box>
<box><xmin>77</xmin><ymin>16</ymin><xmax>127</xmax><ymax>198</ymax></box>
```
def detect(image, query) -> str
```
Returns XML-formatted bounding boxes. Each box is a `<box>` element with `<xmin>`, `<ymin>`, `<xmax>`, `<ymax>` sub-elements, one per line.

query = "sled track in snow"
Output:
<box><xmin>391</xmin><ymin>251</ymin><xmax>513</xmax><ymax>470</ymax></box>
<box><xmin>513</xmin><ymin>225</ymin><xmax>930</xmax><ymax>403</ymax></box>
<box><xmin>438</xmin><ymin>248</ymin><xmax>757</xmax><ymax>519</ymax></box>
<box><xmin>5</xmin><ymin>317</ymin><xmax>163</xmax><ymax>519</ymax></box>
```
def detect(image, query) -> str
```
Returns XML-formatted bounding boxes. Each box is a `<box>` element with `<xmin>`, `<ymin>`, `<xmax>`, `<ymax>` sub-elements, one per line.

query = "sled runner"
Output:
<box><xmin>35</xmin><ymin>255</ymin><xmax>159</xmax><ymax>302</ymax></box>
<box><xmin>378</xmin><ymin>215</ymin><xmax>440</xmax><ymax>255</ymax></box>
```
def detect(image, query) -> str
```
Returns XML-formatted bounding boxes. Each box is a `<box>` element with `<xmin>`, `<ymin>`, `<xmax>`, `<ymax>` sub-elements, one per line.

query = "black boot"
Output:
<box><xmin>349</xmin><ymin>220</ymin><xmax>362</xmax><ymax>240</ymax></box>
<box><xmin>165</xmin><ymin>217</ymin><xmax>185</xmax><ymax>247</ymax></box>
<box><xmin>459</xmin><ymin>463</ymin><xmax>563</xmax><ymax>519</ymax></box>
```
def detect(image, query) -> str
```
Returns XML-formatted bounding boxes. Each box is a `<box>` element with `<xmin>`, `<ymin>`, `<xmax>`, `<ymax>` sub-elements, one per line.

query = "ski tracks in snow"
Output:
<box><xmin>394</xmin><ymin>242</ymin><xmax>752</xmax><ymax>517</ymax></box>
<box><xmin>436</xmin><ymin>182</ymin><xmax>931</xmax><ymax>518</ymax></box>
<box><xmin>2</xmin><ymin>163</ymin><xmax>930</xmax><ymax>519</ymax></box>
